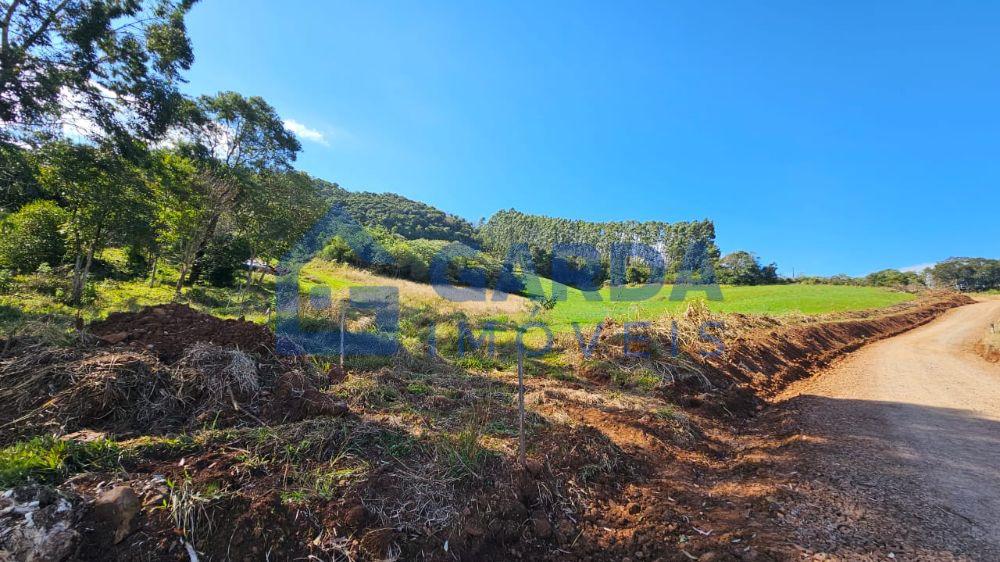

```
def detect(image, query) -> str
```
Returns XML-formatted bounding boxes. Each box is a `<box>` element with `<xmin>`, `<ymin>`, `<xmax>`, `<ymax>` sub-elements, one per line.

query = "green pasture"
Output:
<box><xmin>520</xmin><ymin>276</ymin><xmax>915</xmax><ymax>332</ymax></box>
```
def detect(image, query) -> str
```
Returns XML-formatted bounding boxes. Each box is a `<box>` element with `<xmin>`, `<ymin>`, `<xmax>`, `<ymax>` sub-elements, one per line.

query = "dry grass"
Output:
<box><xmin>0</xmin><ymin>339</ymin><xmax>276</xmax><ymax>439</ymax></box>
<box><xmin>0</xmin><ymin>347</ymin><xmax>177</xmax><ymax>437</ymax></box>
<box><xmin>306</xmin><ymin>261</ymin><xmax>530</xmax><ymax>317</ymax></box>
<box><xmin>173</xmin><ymin>343</ymin><xmax>261</xmax><ymax>418</ymax></box>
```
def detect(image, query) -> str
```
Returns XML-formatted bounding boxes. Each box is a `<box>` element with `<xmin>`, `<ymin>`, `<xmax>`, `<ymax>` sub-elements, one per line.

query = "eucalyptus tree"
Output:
<box><xmin>169</xmin><ymin>91</ymin><xmax>301</xmax><ymax>287</ymax></box>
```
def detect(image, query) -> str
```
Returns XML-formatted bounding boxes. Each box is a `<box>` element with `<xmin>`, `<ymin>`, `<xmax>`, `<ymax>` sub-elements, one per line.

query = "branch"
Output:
<box><xmin>21</xmin><ymin>0</ymin><xmax>70</xmax><ymax>53</ymax></box>
<box><xmin>1</xmin><ymin>0</ymin><xmax>24</xmax><ymax>54</ymax></box>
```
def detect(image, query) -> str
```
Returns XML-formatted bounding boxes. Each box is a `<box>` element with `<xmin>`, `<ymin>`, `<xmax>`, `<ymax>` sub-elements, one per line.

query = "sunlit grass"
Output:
<box><xmin>520</xmin><ymin>275</ymin><xmax>915</xmax><ymax>332</ymax></box>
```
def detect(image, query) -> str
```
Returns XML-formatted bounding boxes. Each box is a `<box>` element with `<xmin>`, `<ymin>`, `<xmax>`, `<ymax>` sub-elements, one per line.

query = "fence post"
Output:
<box><xmin>340</xmin><ymin>309</ymin><xmax>345</xmax><ymax>369</ymax></box>
<box><xmin>517</xmin><ymin>341</ymin><xmax>526</xmax><ymax>467</ymax></box>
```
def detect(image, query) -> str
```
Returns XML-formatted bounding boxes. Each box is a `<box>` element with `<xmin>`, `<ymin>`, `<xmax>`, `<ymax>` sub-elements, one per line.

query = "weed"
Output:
<box><xmin>633</xmin><ymin>369</ymin><xmax>663</xmax><ymax>392</ymax></box>
<box><xmin>0</xmin><ymin>436</ymin><xmax>121</xmax><ymax>487</ymax></box>
<box><xmin>367</xmin><ymin>428</ymin><xmax>418</xmax><ymax>457</ymax></box>
<box><xmin>338</xmin><ymin>374</ymin><xmax>401</xmax><ymax>409</ymax></box>
<box><xmin>454</xmin><ymin>354</ymin><xmax>511</xmax><ymax>371</ymax></box>
<box><xmin>283</xmin><ymin>455</ymin><xmax>370</xmax><ymax>503</ymax></box>
<box><xmin>0</xmin><ymin>269</ymin><xmax>13</xmax><ymax>294</ymax></box>
<box><xmin>124</xmin><ymin>435</ymin><xmax>200</xmax><ymax>459</ymax></box>
<box><xmin>344</xmin><ymin>355</ymin><xmax>393</xmax><ymax>371</ymax></box>
<box><xmin>160</xmin><ymin>470</ymin><xmax>223</xmax><ymax>550</ymax></box>
<box><xmin>654</xmin><ymin>404</ymin><xmax>682</xmax><ymax>421</ymax></box>
<box><xmin>437</xmin><ymin>419</ymin><xmax>493</xmax><ymax>479</ymax></box>
<box><xmin>578</xmin><ymin>463</ymin><xmax>604</xmax><ymax>484</ymax></box>
<box><xmin>486</xmin><ymin>420</ymin><xmax>519</xmax><ymax>437</ymax></box>
<box><xmin>406</xmin><ymin>381</ymin><xmax>430</xmax><ymax>395</ymax></box>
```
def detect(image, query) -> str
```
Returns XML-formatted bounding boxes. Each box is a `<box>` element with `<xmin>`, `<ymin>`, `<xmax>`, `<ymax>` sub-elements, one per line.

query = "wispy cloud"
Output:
<box><xmin>901</xmin><ymin>262</ymin><xmax>936</xmax><ymax>273</ymax></box>
<box><xmin>283</xmin><ymin>119</ymin><xmax>330</xmax><ymax>146</ymax></box>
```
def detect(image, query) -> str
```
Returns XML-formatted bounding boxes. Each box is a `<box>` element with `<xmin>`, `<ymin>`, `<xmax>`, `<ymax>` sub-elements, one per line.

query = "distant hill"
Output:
<box><xmin>308</xmin><ymin>179</ymin><xmax>722</xmax><ymax>278</ymax></box>
<box><xmin>313</xmin><ymin>178</ymin><xmax>479</xmax><ymax>246</ymax></box>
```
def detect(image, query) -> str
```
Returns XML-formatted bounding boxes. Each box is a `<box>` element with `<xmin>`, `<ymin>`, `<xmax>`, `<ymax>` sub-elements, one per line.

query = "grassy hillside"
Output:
<box><xmin>1</xmin><ymin>251</ymin><xmax>915</xmax><ymax>342</ymax></box>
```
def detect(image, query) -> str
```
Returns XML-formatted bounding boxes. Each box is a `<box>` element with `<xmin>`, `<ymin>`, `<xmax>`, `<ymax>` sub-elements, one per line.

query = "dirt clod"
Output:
<box><xmin>532</xmin><ymin>515</ymin><xmax>553</xmax><ymax>538</ymax></box>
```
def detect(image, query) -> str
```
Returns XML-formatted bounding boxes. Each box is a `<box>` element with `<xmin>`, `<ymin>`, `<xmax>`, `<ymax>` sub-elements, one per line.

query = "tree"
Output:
<box><xmin>37</xmin><ymin>140</ymin><xmax>150</xmax><ymax>303</ymax></box>
<box><xmin>320</xmin><ymin>235</ymin><xmax>357</xmax><ymax>264</ymax></box>
<box><xmin>0</xmin><ymin>198</ymin><xmax>67</xmax><ymax>271</ymax></box>
<box><xmin>864</xmin><ymin>269</ymin><xmax>924</xmax><ymax>288</ymax></box>
<box><xmin>478</xmin><ymin>209</ymin><xmax>720</xmax><ymax>283</ymax></box>
<box><xmin>172</xmin><ymin>91</ymin><xmax>301</xmax><ymax>286</ymax></box>
<box><xmin>319</xmin><ymin>184</ymin><xmax>480</xmax><ymax>246</ymax></box>
<box><xmin>147</xmin><ymin>149</ymin><xmax>220</xmax><ymax>296</ymax></box>
<box><xmin>0</xmin><ymin>0</ymin><xmax>197</xmax><ymax>144</ymax></box>
<box><xmin>233</xmin><ymin>169</ymin><xmax>326</xmax><ymax>288</ymax></box>
<box><xmin>930</xmin><ymin>258</ymin><xmax>1000</xmax><ymax>292</ymax></box>
<box><xmin>178</xmin><ymin>92</ymin><xmax>301</xmax><ymax>172</ymax></box>
<box><xmin>716</xmin><ymin>251</ymin><xmax>780</xmax><ymax>285</ymax></box>
<box><xmin>0</xmin><ymin>141</ymin><xmax>42</xmax><ymax>210</ymax></box>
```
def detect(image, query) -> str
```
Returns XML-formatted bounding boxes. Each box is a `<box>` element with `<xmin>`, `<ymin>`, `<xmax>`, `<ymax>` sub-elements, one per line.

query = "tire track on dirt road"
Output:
<box><xmin>775</xmin><ymin>299</ymin><xmax>1000</xmax><ymax>560</ymax></box>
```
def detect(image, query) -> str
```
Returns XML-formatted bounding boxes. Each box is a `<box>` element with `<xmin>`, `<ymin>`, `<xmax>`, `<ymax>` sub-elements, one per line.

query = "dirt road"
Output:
<box><xmin>775</xmin><ymin>299</ymin><xmax>1000</xmax><ymax>560</ymax></box>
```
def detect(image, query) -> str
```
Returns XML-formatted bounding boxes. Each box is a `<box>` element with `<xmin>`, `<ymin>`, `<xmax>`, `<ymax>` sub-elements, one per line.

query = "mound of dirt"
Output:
<box><xmin>1</xmin><ymin>305</ymin><xmax>348</xmax><ymax>440</ymax></box>
<box><xmin>262</xmin><ymin>371</ymin><xmax>349</xmax><ymax>423</ymax></box>
<box><xmin>90</xmin><ymin>304</ymin><xmax>273</xmax><ymax>363</ymax></box>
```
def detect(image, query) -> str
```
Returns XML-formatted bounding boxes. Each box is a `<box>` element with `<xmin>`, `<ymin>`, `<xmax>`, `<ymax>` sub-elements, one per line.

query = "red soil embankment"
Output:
<box><xmin>707</xmin><ymin>293</ymin><xmax>975</xmax><ymax>398</ymax></box>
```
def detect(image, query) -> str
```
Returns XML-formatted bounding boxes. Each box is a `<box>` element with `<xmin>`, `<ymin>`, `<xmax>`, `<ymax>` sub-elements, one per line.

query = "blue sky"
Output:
<box><xmin>181</xmin><ymin>1</ymin><xmax>999</xmax><ymax>277</ymax></box>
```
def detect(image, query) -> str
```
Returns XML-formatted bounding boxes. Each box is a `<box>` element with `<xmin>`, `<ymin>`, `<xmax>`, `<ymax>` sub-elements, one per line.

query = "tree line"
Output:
<box><xmin>792</xmin><ymin>259</ymin><xmax>1000</xmax><ymax>292</ymax></box>
<box><xmin>928</xmin><ymin>258</ymin><xmax>1000</xmax><ymax>292</ymax></box>
<box><xmin>317</xmin><ymin>180</ymin><xmax>479</xmax><ymax>246</ymax></box>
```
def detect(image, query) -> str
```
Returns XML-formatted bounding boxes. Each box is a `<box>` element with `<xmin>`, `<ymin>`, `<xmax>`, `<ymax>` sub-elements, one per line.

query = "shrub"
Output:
<box><xmin>0</xmin><ymin>269</ymin><xmax>13</xmax><ymax>294</ymax></box>
<box><xmin>201</xmin><ymin>235</ymin><xmax>252</xmax><ymax>288</ymax></box>
<box><xmin>185</xmin><ymin>286</ymin><xmax>227</xmax><ymax>308</ymax></box>
<box><xmin>320</xmin><ymin>235</ymin><xmax>357</xmax><ymax>264</ymax></box>
<box><xmin>626</xmin><ymin>261</ymin><xmax>652</xmax><ymax>284</ymax></box>
<box><xmin>716</xmin><ymin>251</ymin><xmax>779</xmax><ymax>285</ymax></box>
<box><xmin>0</xmin><ymin>200</ymin><xmax>68</xmax><ymax>273</ymax></box>
<box><xmin>124</xmin><ymin>245</ymin><xmax>152</xmax><ymax>277</ymax></box>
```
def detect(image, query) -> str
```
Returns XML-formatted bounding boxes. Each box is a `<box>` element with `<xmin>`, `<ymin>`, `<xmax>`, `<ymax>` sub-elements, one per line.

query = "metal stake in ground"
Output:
<box><xmin>340</xmin><ymin>309</ymin><xmax>346</xmax><ymax>369</ymax></box>
<box><xmin>517</xmin><ymin>337</ymin><xmax>526</xmax><ymax>467</ymax></box>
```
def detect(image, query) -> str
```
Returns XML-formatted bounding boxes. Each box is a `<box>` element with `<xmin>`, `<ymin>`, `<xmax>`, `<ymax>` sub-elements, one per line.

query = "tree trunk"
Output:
<box><xmin>185</xmin><ymin>212</ymin><xmax>221</xmax><ymax>286</ymax></box>
<box><xmin>175</xmin><ymin>264</ymin><xmax>187</xmax><ymax>298</ymax></box>
<box><xmin>70</xmin><ymin>252</ymin><xmax>84</xmax><ymax>304</ymax></box>
<box><xmin>247</xmin><ymin>254</ymin><xmax>256</xmax><ymax>286</ymax></box>
<box><xmin>70</xmin><ymin>245</ymin><xmax>95</xmax><ymax>305</ymax></box>
<box><xmin>148</xmin><ymin>255</ymin><xmax>159</xmax><ymax>287</ymax></box>
<box><xmin>70</xmin><ymin>224</ymin><xmax>101</xmax><ymax>306</ymax></box>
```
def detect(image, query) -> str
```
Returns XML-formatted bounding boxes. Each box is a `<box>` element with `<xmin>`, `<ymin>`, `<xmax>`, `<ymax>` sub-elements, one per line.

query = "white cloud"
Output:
<box><xmin>900</xmin><ymin>262</ymin><xmax>936</xmax><ymax>273</ymax></box>
<box><xmin>58</xmin><ymin>87</ymin><xmax>104</xmax><ymax>141</ymax></box>
<box><xmin>283</xmin><ymin>119</ymin><xmax>329</xmax><ymax>146</ymax></box>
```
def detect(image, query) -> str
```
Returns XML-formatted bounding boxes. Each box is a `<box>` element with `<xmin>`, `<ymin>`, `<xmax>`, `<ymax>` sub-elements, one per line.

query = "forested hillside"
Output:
<box><xmin>479</xmin><ymin>209</ymin><xmax>719</xmax><ymax>272</ymax></box>
<box><xmin>316</xmin><ymin>179</ymin><xmax>479</xmax><ymax>246</ymax></box>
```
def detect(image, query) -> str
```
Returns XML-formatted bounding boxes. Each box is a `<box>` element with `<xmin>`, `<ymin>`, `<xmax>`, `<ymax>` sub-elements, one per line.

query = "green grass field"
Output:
<box><xmin>522</xmin><ymin>276</ymin><xmax>915</xmax><ymax>332</ymax></box>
